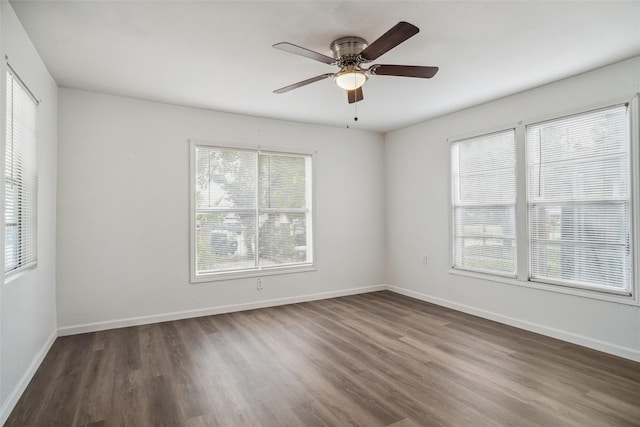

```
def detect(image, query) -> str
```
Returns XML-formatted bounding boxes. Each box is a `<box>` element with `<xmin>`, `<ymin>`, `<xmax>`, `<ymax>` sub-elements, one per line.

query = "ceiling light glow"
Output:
<box><xmin>334</xmin><ymin>69</ymin><xmax>368</xmax><ymax>91</ymax></box>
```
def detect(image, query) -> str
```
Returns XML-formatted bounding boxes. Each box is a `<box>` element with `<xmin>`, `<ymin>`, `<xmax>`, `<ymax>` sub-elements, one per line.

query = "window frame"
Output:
<box><xmin>450</xmin><ymin>128</ymin><xmax>518</xmax><ymax>278</ymax></box>
<box><xmin>189</xmin><ymin>140</ymin><xmax>316</xmax><ymax>283</ymax></box>
<box><xmin>4</xmin><ymin>68</ymin><xmax>38</xmax><ymax>279</ymax></box>
<box><xmin>448</xmin><ymin>95</ymin><xmax>640</xmax><ymax>306</ymax></box>
<box><xmin>525</xmin><ymin>104</ymin><xmax>632</xmax><ymax>296</ymax></box>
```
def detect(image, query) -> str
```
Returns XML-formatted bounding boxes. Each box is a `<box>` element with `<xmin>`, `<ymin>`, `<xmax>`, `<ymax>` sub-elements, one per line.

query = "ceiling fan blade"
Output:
<box><xmin>273</xmin><ymin>73</ymin><xmax>334</xmax><ymax>94</ymax></box>
<box><xmin>347</xmin><ymin>87</ymin><xmax>364</xmax><ymax>104</ymax></box>
<box><xmin>369</xmin><ymin>65</ymin><xmax>439</xmax><ymax>78</ymax></box>
<box><xmin>273</xmin><ymin>42</ymin><xmax>336</xmax><ymax>65</ymax></box>
<box><xmin>360</xmin><ymin>22</ymin><xmax>419</xmax><ymax>61</ymax></box>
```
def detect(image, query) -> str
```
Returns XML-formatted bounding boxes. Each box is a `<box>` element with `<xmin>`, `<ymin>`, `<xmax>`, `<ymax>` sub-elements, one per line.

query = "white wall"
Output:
<box><xmin>385</xmin><ymin>56</ymin><xmax>640</xmax><ymax>361</ymax></box>
<box><xmin>0</xmin><ymin>1</ymin><xmax>58</xmax><ymax>423</ymax></box>
<box><xmin>56</xmin><ymin>89</ymin><xmax>386</xmax><ymax>332</ymax></box>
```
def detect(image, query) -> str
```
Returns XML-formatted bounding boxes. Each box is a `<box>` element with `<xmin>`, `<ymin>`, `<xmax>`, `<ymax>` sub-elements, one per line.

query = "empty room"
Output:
<box><xmin>1</xmin><ymin>0</ymin><xmax>640</xmax><ymax>425</ymax></box>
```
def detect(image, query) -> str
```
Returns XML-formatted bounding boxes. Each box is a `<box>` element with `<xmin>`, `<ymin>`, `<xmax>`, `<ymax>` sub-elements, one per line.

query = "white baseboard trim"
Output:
<box><xmin>58</xmin><ymin>284</ymin><xmax>387</xmax><ymax>336</ymax></box>
<box><xmin>52</xmin><ymin>282</ymin><xmax>640</xmax><ymax>359</ymax></box>
<box><xmin>0</xmin><ymin>329</ymin><xmax>57</xmax><ymax>425</ymax></box>
<box><xmin>386</xmin><ymin>285</ymin><xmax>640</xmax><ymax>362</ymax></box>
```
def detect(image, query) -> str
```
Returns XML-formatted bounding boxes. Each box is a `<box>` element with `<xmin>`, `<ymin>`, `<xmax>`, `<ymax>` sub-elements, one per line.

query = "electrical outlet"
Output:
<box><xmin>257</xmin><ymin>278</ymin><xmax>263</xmax><ymax>291</ymax></box>
<box><xmin>422</xmin><ymin>255</ymin><xmax>428</xmax><ymax>265</ymax></box>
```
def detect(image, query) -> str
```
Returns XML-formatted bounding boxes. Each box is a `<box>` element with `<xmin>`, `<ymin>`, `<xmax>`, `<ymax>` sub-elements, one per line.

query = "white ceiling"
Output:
<box><xmin>10</xmin><ymin>0</ymin><xmax>640</xmax><ymax>133</ymax></box>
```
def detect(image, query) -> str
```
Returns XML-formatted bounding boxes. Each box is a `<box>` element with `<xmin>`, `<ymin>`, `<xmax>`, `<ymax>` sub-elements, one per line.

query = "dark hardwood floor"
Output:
<box><xmin>6</xmin><ymin>291</ymin><xmax>640</xmax><ymax>426</ymax></box>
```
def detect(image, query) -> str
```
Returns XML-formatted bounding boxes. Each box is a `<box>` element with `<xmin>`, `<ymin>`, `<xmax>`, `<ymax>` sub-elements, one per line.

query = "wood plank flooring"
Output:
<box><xmin>6</xmin><ymin>291</ymin><xmax>640</xmax><ymax>426</ymax></box>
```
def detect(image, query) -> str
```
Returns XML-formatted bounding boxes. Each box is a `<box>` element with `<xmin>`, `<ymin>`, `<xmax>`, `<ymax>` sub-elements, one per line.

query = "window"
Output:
<box><xmin>5</xmin><ymin>70</ymin><xmax>38</xmax><ymax>275</ymax></box>
<box><xmin>451</xmin><ymin>129</ymin><xmax>517</xmax><ymax>276</ymax></box>
<box><xmin>450</xmin><ymin>102</ymin><xmax>635</xmax><ymax>297</ymax></box>
<box><xmin>191</xmin><ymin>143</ymin><xmax>313</xmax><ymax>280</ymax></box>
<box><xmin>527</xmin><ymin>105</ymin><xmax>631</xmax><ymax>293</ymax></box>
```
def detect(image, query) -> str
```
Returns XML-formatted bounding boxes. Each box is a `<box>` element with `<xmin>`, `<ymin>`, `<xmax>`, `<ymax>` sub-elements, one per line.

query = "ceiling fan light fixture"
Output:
<box><xmin>334</xmin><ymin>68</ymin><xmax>368</xmax><ymax>91</ymax></box>
<box><xmin>273</xmin><ymin>22</ymin><xmax>436</xmax><ymax>104</ymax></box>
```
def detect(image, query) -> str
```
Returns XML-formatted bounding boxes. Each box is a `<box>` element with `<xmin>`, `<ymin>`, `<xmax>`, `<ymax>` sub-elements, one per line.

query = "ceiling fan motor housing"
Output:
<box><xmin>330</xmin><ymin>36</ymin><xmax>368</xmax><ymax>65</ymax></box>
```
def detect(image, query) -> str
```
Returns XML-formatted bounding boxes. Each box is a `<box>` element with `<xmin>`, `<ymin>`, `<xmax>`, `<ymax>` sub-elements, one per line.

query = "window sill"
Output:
<box><xmin>191</xmin><ymin>264</ymin><xmax>316</xmax><ymax>283</ymax></box>
<box><xmin>4</xmin><ymin>262</ymin><xmax>37</xmax><ymax>285</ymax></box>
<box><xmin>448</xmin><ymin>268</ymin><xmax>639</xmax><ymax>306</ymax></box>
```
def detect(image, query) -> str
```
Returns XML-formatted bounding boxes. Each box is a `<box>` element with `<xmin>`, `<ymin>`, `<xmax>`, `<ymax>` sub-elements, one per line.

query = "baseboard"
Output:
<box><xmin>51</xmin><ymin>281</ymin><xmax>640</xmax><ymax>360</ymax></box>
<box><xmin>58</xmin><ymin>284</ymin><xmax>387</xmax><ymax>336</ymax></box>
<box><xmin>0</xmin><ymin>329</ymin><xmax>57</xmax><ymax>425</ymax></box>
<box><xmin>386</xmin><ymin>285</ymin><xmax>640</xmax><ymax>362</ymax></box>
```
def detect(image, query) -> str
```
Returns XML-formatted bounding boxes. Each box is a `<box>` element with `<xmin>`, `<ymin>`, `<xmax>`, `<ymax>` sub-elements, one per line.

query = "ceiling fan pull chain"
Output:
<box><xmin>354</xmin><ymin>100</ymin><xmax>358</xmax><ymax>122</ymax></box>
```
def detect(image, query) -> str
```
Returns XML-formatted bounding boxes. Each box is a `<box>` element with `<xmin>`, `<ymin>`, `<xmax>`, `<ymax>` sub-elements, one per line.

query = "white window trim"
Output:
<box><xmin>448</xmin><ymin>94</ymin><xmax>640</xmax><ymax>306</ymax></box>
<box><xmin>188</xmin><ymin>139</ymin><xmax>317</xmax><ymax>283</ymax></box>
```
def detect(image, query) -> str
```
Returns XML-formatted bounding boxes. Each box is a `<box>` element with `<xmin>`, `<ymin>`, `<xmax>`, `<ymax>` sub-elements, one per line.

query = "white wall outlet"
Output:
<box><xmin>422</xmin><ymin>255</ymin><xmax>428</xmax><ymax>265</ymax></box>
<box><xmin>257</xmin><ymin>278</ymin><xmax>263</xmax><ymax>291</ymax></box>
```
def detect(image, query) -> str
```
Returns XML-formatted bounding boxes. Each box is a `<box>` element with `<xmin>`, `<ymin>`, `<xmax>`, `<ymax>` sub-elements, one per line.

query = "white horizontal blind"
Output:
<box><xmin>527</xmin><ymin>105</ymin><xmax>631</xmax><ymax>292</ymax></box>
<box><xmin>258</xmin><ymin>152</ymin><xmax>312</xmax><ymax>268</ymax></box>
<box><xmin>194</xmin><ymin>145</ymin><xmax>312</xmax><ymax>277</ymax></box>
<box><xmin>451</xmin><ymin>129</ymin><xmax>517</xmax><ymax>276</ymax></box>
<box><xmin>5</xmin><ymin>71</ymin><xmax>38</xmax><ymax>274</ymax></box>
<box><xmin>195</xmin><ymin>147</ymin><xmax>257</xmax><ymax>274</ymax></box>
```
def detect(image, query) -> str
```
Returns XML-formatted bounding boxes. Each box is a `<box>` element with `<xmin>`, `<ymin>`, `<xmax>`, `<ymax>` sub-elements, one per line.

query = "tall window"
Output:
<box><xmin>527</xmin><ymin>105</ymin><xmax>631</xmax><ymax>293</ymax></box>
<box><xmin>191</xmin><ymin>143</ymin><xmax>313</xmax><ymax>280</ymax></box>
<box><xmin>451</xmin><ymin>129</ymin><xmax>517</xmax><ymax>276</ymax></box>
<box><xmin>5</xmin><ymin>70</ymin><xmax>38</xmax><ymax>274</ymax></box>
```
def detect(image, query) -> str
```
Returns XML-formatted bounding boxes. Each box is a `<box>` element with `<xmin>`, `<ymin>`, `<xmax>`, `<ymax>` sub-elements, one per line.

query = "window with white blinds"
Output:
<box><xmin>5</xmin><ymin>70</ymin><xmax>38</xmax><ymax>275</ymax></box>
<box><xmin>192</xmin><ymin>144</ymin><xmax>312</xmax><ymax>279</ymax></box>
<box><xmin>449</xmin><ymin>102</ymin><xmax>636</xmax><ymax>297</ymax></box>
<box><xmin>527</xmin><ymin>105</ymin><xmax>631</xmax><ymax>293</ymax></box>
<box><xmin>451</xmin><ymin>129</ymin><xmax>517</xmax><ymax>276</ymax></box>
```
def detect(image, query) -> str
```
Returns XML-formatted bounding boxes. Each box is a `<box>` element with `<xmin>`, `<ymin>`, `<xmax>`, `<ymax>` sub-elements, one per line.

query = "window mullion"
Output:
<box><xmin>255</xmin><ymin>152</ymin><xmax>260</xmax><ymax>269</ymax></box>
<box><xmin>515</xmin><ymin>124</ymin><xmax>529</xmax><ymax>281</ymax></box>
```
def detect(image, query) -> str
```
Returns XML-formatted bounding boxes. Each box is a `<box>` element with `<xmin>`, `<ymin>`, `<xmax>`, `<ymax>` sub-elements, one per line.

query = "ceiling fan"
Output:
<box><xmin>272</xmin><ymin>21</ymin><xmax>439</xmax><ymax>104</ymax></box>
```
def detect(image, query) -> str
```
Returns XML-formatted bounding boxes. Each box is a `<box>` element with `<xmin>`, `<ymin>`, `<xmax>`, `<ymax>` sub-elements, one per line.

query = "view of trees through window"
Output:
<box><xmin>194</xmin><ymin>145</ymin><xmax>311</xmax><ymax>276</ymax></box>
